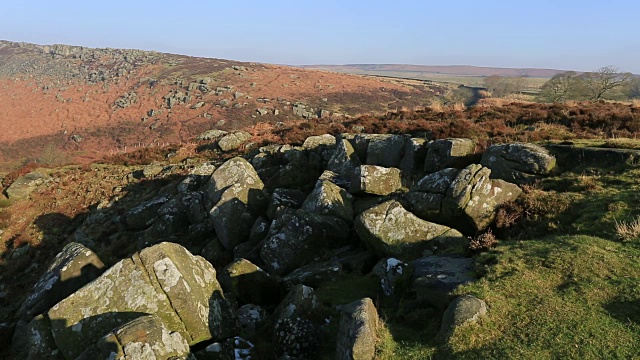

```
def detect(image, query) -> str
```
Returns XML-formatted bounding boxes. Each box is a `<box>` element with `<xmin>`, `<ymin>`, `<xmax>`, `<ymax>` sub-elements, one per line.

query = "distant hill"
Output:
<box><xmin>302</xmin><ymin>64</ymin><xmax>569</xmax><ymax>78</ymax></box>
<box><xmin>0</xmin><ymin>41</ymin><xmax>447</xmax><ymax>167</ymax></box>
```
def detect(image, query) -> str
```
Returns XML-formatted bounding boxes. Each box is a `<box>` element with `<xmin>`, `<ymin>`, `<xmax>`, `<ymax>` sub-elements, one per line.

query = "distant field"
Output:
<box><xmin>318</xmin><ymin>69</ymin><xmax>550</xmax><ymax>92</ymax></box>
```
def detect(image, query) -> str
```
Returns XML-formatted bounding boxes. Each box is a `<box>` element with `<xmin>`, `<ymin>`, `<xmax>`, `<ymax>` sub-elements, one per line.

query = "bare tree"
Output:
<box><xmin>582</xmin><ymin>66</ymin><xmax>632</xmax><ymax>100</ymax></box>
<box><xmin>539</xmin><ymin>71</ymin><xmax>579</xmax><ymax>102</ymax></box>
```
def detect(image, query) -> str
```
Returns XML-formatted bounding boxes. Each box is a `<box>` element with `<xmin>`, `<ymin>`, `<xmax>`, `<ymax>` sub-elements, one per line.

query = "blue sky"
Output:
<box><xmin>2</xmin><ymin>1</ymin><xmax>639</xmax><ymax>72</ymax></box>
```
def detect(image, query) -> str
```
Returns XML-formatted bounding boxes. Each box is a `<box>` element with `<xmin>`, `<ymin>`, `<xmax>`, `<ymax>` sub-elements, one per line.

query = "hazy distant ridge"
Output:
<box><xmin>301</xmin><ymin>64</ymin><xmax>570</xmax><ymax>78</ymax></box>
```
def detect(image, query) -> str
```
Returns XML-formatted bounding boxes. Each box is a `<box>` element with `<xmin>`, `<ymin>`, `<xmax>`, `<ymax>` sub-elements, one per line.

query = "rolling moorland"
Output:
<box><xmin>0</xmin><ymin>41</ymin><xmax>639</xmax><ymax>359</ymax></box>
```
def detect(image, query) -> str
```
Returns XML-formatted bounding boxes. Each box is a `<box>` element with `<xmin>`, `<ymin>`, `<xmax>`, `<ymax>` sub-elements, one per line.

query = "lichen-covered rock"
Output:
<box><xmin>237</xmin><ymin>304</ymin><xmax>268</xmax><ymax>339</ymax></box>
<box><xmin>264</xmin><ymin>157</ymin><xmax>324</xmax><ymax>192</ymax></box>
<box><xmin>271</xmin><ymin>285</ymin><xmax>320</xmax><ymax>324</ymax></box>
<box><xmin>301</xmin><ymin>180</ymin><xmax>354</xmax><ymax>222</ymax></box>
<box><xmin>17</xmin><ymin>242</ymin><xmax>105</xmax><ymax>320</ymax></box>
<box><xmin>355</xmin><ymin>200</ymin><xmax>468</xmax><ymax>259</ymax></box>
<box><xmin>207</xmin><ymin>157</ymin><xmax>268</xmax><ymax>249</ymax></box>
<box><xmin>282</xmin><ymin>258</ymin><xmax>342</xmax><ymax>289</ymax></box>
<box><xmin>349</xmin><ymin>165</ymin><xmax>402</xmax><ymax>196</ymax></box>
<box><xmin>424</xmin><ymin>138</ymin><xmax>476</xmax><ymax>173</ymax></box>
<box><xmin>407</xmin><ymin>165</ymin><xmax>522</xmax><ymax>234</ymax></box>
<box><xmin>273</xmin><ymin>317</ymin><xmax>321</xmax><ymax>359</ymax></box>
<box><xmin>412</xmin><ymin>255</ymin><xmax>476</xmax><ymax>310</ymax></box>
<box><xmin>260</xmin><ymin>210</ymin><xmax>350</xmax><ymax>275</ymax></box>
<box><xmin>481</xmin><ymin>143</ymin><xmax>556</xmax><ymax>184</ymax></box>
<box><xmin>12</xmin><ymin>314</ymin><xmax>58</xmax><ymax>360</ymax></box>
<box><xmin>124</xmin><ymin>194</ymin><xmax>170</xmax><ymax>230</ymax></box>
<box><xmin>371</xmin><ymin>258</ymin><xmax>408</xmax><ymax>296</ymax></box>
<box><xmin>362</xmin><ymin>134</ymin><xmax>406</xmax><ymax>168</ymax></box>
<box><xmin>85</xmin><ymin>315</ymin><xmax>192</xmax><ymax>360</ymax></box>
<box><xmin>47</xmin><ymin>242</ymin><xmax>235</xmax><ymax>359</ymax></box>
<box><xmin>5</xmin><ymin>171</ymin><xmax>51</xmax><ymax>200</ymax></box>
<box><xmin>220</xmin><ymin>258</ymin><xmax>281</xmax><ymax>306</ymax></box>
<box><xmin>399</xmin><ymin>137</ymin><xmax>428</xmax><ymax>183</ymax></box>
<box><xmin>439</xmin><ymin>295</ymin><xmax>487</xmax><ymax>337</ymax></box>
<box><xmin>198</xmin><ymin>129</ymin><xmax>228</xmax><ymax>141</ymax></box>
<box><xmin>302</xmin><ymin>134</ymin><xmax>336</xmax><ymax>150</ymax></box>
<box><xmin>327</xmin><ymin>138</ymin><xmax>361</xmax><ymax>178</ymax></box>
<box><xmin>218</xmin><ymin>131</ymin><xmax>252</xmax><ymax>152</ymax></box>
<box><xmin>336</xmin><ymin>298</ymin><xmax>379</xmax><ymax>360</ymax></box>
<box><xmin>267</xmin><ymin>188</ymin><xmax>307</xmax><ymax>220</ymax></box>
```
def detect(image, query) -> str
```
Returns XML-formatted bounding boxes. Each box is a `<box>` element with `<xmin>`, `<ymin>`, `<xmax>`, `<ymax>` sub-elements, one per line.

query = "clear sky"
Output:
<box><xmin>2</xmin><ymin>0</ymin><xmax>639</xmax><ymax>73</ymax></box>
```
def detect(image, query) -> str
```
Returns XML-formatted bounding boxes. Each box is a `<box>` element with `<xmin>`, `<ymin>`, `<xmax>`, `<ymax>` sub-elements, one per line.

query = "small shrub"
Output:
<box><xmin>615</xmin><ymin>216</ymin><xmax>640</xmax><ymax>242</ymax></box>
<box><xmin>469</xmin><ymin>229</ymin><xmax>497</xmax><ymax>251</ymax></box>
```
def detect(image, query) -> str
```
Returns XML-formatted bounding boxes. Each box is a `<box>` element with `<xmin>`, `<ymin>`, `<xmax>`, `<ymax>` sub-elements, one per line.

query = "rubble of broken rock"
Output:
<box><xmin>3</xmin><ymin>133</ymin><xmax>558</xmax><ymax>359</ymax></box>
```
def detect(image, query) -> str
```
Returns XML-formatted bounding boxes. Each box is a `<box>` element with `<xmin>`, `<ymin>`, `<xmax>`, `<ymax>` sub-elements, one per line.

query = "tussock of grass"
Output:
<box><xmin>615</xmin><ymin>216</ymin><xmax>640</xmax><ymax>242</ymax></box>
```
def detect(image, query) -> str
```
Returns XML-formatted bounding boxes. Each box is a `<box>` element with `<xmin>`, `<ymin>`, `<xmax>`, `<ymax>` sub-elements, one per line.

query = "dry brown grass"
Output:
<box><xmin>632</xmin><ymin>99</ymin><xmax>640</xmax><ymax>109</ymax></box>
<box><xmin>450</xmin><ymin>102</ymin><xmax>466</xmax><ymax>111</ymax></box>
<box><xmin>428</xmin><ymin>100</ymin><xmax>445</xmax><ymax>113</ymax></box>
<box><xmin>615</xmin><ymin>216</ymin><xmax>640</xmax><ymax>242</ymax></box>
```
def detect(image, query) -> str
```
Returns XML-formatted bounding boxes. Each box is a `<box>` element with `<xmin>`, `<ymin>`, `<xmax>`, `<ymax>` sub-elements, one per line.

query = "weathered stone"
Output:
<box><xmin>399</xmin><ymin>137</ymin><xmax>428</xmax><ymax>183</ymax></box>
<box><xmin>336</xmin><ymin>298</ymin><xmax>379</xmax><ymax>360</ymax></box>
<box><xmin>194</xmin><ymin>336</ymin><xmax>254</xmax><ymax>360</ymax></box>
<box><xmin>371</xmin><ymin>258</ymin><xmax>408</xmax><ymax>296</ymax></box>
<box><xmin>87</xmin><ymin>315</ymin><xmax>191</xmax><ymax>360</ymax></box>
<box><xmin>142</xmin><ymin>164</ymin><xmax>164</xmax><ymax>178</ymax></box>
<box><xmin>13</xmin><ymin>314</ymin><xmax>58</xmax><ymax>360</ymax></box>
<box><xmin>218</xmin><ymin>131</ymin><xmax>252</xmax><ymax>152</ymax></box>
<box><xmin>200</xmin><ymin>237</ymin><xmax>233</xmax><ymax>270</ymax></box>
<box><xmin>350</xmin><ymin>165</ymin><xmax>402</xmax><ymax>196</ymax></box>
<box><xmin>124</xmin><ymin>194</ymin><xmax>170</xmax><ymax>230</ymax></box>
<box><xmin>440</xmin><ymin>295</ymin><xmax>487</xmax><ymax>337</ymax></box>
<box><xmin>237</xmin><ymin>304</ymin><xmax>268</xmax><ymax>339</ymax></box>
<box><xmin>424</xmin><ymin>138</ymin><xmax>476</xmax><ymax>173</ymax></box>
<box><xmin>17</xmin><ymin>242</ymin><xmax>105</xmax><ymax>320</ymax></box>
<box><xmin>412</xmin><ymin>255</ymin><xmax>476</xmax><ymax>310</ymax></box>
<box><xmin>260</xmin><ymin>210</ymin><xmax>350</xmax><ymax>275</ymax></box>
<box><xmin>301</xmin><ymin>180</ymin><xmax>354</xmax><ymax>222</ymax></box>
<box><xmin>198</xmin><ymin>129</ymin><xmax>228</xmax><ymax>141</ymax></box>
<box><xmin>355</xmin><ymin>200</ymin><xmax>468</xmax><ymax>260</ymax></box>
<box><xmin>5</xmin><ymin>171</ymin><xmax>51</xmax><ymax>200</ymax></box>
<box><xmin>364</xmin><ymin>134</ymin><xmax>406</xmax><ymax>168</ymax></box>
<box><xmin>47</xmin><ymin>242</ymin><xmax>235</xmax><ymax>359</ymax></box>
<box><xmin>412</xmin><ymin>168</ymin><xmax>460</xmax><ymax>194</ymax></box>
<box><xmin>273</xmin><ymin>316</ymin><xmax>321</xmax><ymax>359</ymax></box>
<box><xmin>302</xmin><ymin>134</ymin><xmax>336</xmax><ymax>150</ymax></box>
<box><xmin>265</xmin><ymin>158</ymin><xmax>324</xmax><ymax>192</ymax></box>
<box><xmin>271</xmin><ymin>285</ymin><xmax>320</xmax><ymax>324</ymax></box>
<box><xmin>207</xmin><ymin>157</ymin><xmax>268</xmax><ymax>249</ymax></box>
<box><xmin>282</xmin><ymin>258</ymin><xmax>342</xmax><ymax>289</ymax></box>
<box><xmin>220</xmin><ymin>258</ymin><xmax>281</xmax><ymax>306</ymax></box>
<box><xmin>327</xmin><ymin>138</ymin><xmax>361</xmax><ymax>178</ymax></box>
<box><xmin>481</xmin><ymin>143</ymin><xmax>556</xmax><ymax>184</ymax></box>
<box><xmin>267</xmin><ymin>188</ymin><xmax>307</xmax><ymax>220</ymax></box>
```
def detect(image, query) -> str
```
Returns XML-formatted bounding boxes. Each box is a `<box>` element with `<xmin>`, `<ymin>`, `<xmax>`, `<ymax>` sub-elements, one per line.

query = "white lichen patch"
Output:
<box><xmin>153</xmin><ymin>258</ymin><xmax>182</xmax><ymax>292</ymax></box>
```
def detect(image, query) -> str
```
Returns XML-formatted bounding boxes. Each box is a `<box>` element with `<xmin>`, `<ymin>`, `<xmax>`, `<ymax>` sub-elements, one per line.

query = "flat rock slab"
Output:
<box><xmin>412</xmin><ymin>255</ymin><xmax>476</xmax><ymax>310</ymax></box>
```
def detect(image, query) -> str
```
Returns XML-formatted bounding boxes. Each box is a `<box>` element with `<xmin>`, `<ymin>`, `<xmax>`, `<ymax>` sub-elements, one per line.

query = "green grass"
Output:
<box><xmin>444</xmin><ymin>235</ymin><xmax>640</xmax><ymax>359</ymax></box>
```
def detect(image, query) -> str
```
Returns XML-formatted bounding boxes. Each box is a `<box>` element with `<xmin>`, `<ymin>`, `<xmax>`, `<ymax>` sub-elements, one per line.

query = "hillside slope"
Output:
<box><xmin>0</xmin><ymin>41</ymin><xmax>444</xmax><ymax>167</ymax></box>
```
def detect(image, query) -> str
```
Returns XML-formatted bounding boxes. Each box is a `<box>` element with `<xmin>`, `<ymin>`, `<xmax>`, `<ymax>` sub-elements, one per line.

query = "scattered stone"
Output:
<box><xmin>301</xmin><ymin>180</ymin><xmax>354</xmax><ymax>222</ymax></box>
<box><xmin>327</xmin><ymin>138</ymin><xmax>361</xmax><ymax>179</ymax></box>
<box><xmin>424</xmin><ymin>138</ymin><xmax>476</xmax><ymax>173</ymax></box>
<box><xmin>355</xmin><ymin>200</ymin><xmax>468</xmax><ymax>259</ymax></box>
<box><xmin>302</xmin><ymin>134</ymin><xmax>336</xmax><ymax>150</ymax></box>
<box><xmin>218</xmin><ymin>131</ymin><xmax>252</xmax><ymax>152</ymax></box>
<box><xmin>197</xmin><ymin>129</ymin><xmax>228</xmax><ymax>141</ymax></box>
<box><xmin>439</xmin><ymin>295</ymin><xmax>487</xmax><ymax>337</ymax></box>
<box><xmin>5</xmin><ymin>171</ymin><xmax>51</xmax><ymax>200</ymax></box>
<box><xmin>481</xmin><ymin>143</ymin><xmax>556</xmax><ymax>184</ymax></box>
<box><xmin>283</xmin><ymin>258</ymin><xmax>342</xmax><ymax>289</ymax></box>
<box><xmin>412</xmin><ymin>255</ymin><xmax>476</xmax><ymax>310</ymax></box>
<box><xmin>336</xmin><ymin>298</ymin><xmax>379</xmax><ymax>360</ymax></box>
<box><xmin>349</xmin><ymin>165</ymin><xmax>402</xmax><ymax>196</ymax></box>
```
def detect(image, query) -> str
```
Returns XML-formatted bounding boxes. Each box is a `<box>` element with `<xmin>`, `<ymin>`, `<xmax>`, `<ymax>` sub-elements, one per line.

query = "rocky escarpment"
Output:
<box><xmin>6</xmin><ymin>134</ymin><xmax>557</xmax><ymax>359</ymax></box>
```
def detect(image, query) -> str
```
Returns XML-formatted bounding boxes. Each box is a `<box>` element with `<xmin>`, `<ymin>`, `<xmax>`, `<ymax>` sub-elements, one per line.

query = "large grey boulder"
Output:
<box><xmin>271</xmin><ymin>285</ymin><xmax>320</xmax><ymax>324</ymax></box>
<box><xmin>197</xmin><ymin>129</ymin><xmax>228</xmax><ymax>141</ymax></box>
<box><xmin>424</xmin><ymin>138</ymin><xmax>476</xmax><ymax>173</ymax></box>
<box><xmin>439</xmin><ymin>295</ymin><xmax>487</xmax><ymax>337</ymax></box>
<box><xmin>412</xmin><ymin>255</ymin><xmax>476</xmax><ymax>310</ymax></box>
<box><xmin>237</xmin><ymin>304</ymin><xmax>268</xmax><ymax>339</ymax></box>
<box><xmin>17</xmin><ymin>242</ymin><xmax>105</xmax><ymax>320</ymax></box>
<box><xmin>13</xmin><ymin>314</ymin><xmax>58</xmax><ymax>360</ymax></box>
<box><xmin>301</xmin><ymin>180</ymin><xmax>354</xmax><ymax>222</ymax></box>
<box><xmin>124</xmin><ymin>194</ymin><xmax>170</xmax><ymax>230</ymax></box>
<box><xmin>218</xmin><ymin>131</ymin><xmax>252</xmax><ymax>152</ymax></box>
<box><xmin>81</xmin><ymin>315</ymin><xmax>192</xmax><ymax>360</ymax></box>
<box><xmin>349</xmin><ymin>165</ymin><xmax>402</xmax><ymax>196</ymax></box>
<box><xmin>327</xmin><ymin>138</ymin><xmax>361</xmax><ymax>178</ymax></box>
<box><xmin>302</xmin><ymin>134</ymin><xmax>336</xmax><ymax>150</ymax></box>
<box><xmin>355</xmin><ymin>200</ymin><xmax>468</xmax><ymax>260</ymax></box>
<box><xmin>282</xmin><ymin>258</ymin><xmax>342</xmax><ymax>290</ymax></box>
<box><xmin>362</xmin><ymin>134</ymin><xmax>406</xmax><ymax>168</ymax></box>
<box><xmin>207</xmin><ymin>157</ymin><xmax>268</xmax><ymax>249</ymax></box>
<box><xmin>336</xmin><ymin>298</ymin><xmax>379</xmax><ymax>360</ymax></box>
<box><xmin>407</xmin><ymin>165</ymin><xmax>522</xmax><ymax>234</ymax></box>
<box><xmin>399</xmin><ymin>137</ymin><xmax>428</xmax><ymax>183</ymax></box>
<box><xmin>5</xmin><ymin>171</ymin><xmax>51</xmax><ymax>200</ymax></box>
<box><xmin>47</xmin><ymin>242</ymin><xmax>236</xmax><ymax>359</ymax></box>
<box><xmin>260</xmin><ymin>210</ymin><xmax>350</xmax><ymax>275</ymax></box>
<box><xmin>267</xmin><ymin>188</ymin><xmax>307</xmax><ymax>220</ymax></box>
<box><xmin>481</xmin><ymin>143</ymin><xmax>556</xmax><ymax>184</ymax></box>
